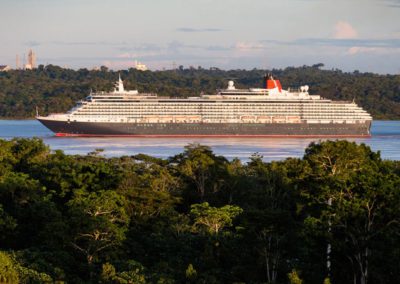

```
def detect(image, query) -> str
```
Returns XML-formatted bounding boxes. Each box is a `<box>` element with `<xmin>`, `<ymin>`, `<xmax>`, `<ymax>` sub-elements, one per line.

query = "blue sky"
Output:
<box><xmin>1</xmin><ymin>0</ymin><xmax>400</xmax><ymax>73</ymax></box>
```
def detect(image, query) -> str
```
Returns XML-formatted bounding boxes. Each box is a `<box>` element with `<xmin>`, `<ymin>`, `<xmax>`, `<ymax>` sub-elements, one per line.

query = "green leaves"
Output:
<box><xmin>0</xmin><ymin>251</ymin><xmax>20</xmax><ymax>283</ymax></box>
<box><xmin>190</xmin><ymin>202</ymin><xmax>243</xmax><ymax>235</ymax></box>
<box><xmin>300</xmin><ymin>140</ymin><xmax>400</xmax><ymax>283</ymax></box>
<box><xmin>68</xmin><ymin>190</ymin><xmax>129</xmax><ymax>265</ymax></box>
<box><xmin>304</xmin><ymin>140</ymin><xmax>379</xmax><ymax>182</ymax></box>
<box><xmin>174</xmin><ymin>143</ymin><xmax>228</xmax><ymax>202</ymax></box>
<box><xmin>0</xmin><ymin>251</ymin><xmax>53</xmax><ymax>284</ymax></box>
<box><xmin>0</xmin><ymin>138</ymin><xmax>399</xmax><ymax>283</ymax></box>
<box><xmin>1</xmin><ymin>65</ymin><xmax>399</xmax><ymax>118</ymax></box>
<box><xmin>0</xmin><ymin>205</ymin><xmax>17</xmax><ymax>234</ymax></box>
<box><xmin>101</xmin><ymin>261</ymin><xmax>146</xmax><ymax>284</ymax></box>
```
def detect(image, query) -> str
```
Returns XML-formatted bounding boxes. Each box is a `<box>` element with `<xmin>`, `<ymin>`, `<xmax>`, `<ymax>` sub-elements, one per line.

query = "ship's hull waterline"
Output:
<box><xmin>38</xmin><ymin>119</ymin><xmax>372</xmax><ymax>137</ymax></box>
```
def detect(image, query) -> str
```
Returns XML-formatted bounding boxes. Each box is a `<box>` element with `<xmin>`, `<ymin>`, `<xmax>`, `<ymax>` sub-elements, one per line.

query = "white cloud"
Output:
<box><xmin>234</xmin><ymin>42</ymin><xmax>265</xmax><ymax>51</ymax></box>
<box><xmin>347</xmin><ymin>46</ymin><xmax>400</xmax><ymax>55</ymax></box>
<box><xmin>347</xmin><ymin>46</ymin><xmax>375</xmax><ymax>55</ymax></box>
<box><xmin>333</xmin><ymin>21</ymin><xmax>358</xmax><ymax>39</ymax></box>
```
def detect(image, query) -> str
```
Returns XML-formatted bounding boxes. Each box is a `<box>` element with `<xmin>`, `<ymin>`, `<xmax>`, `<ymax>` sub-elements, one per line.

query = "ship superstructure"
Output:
<box><xmin>37</xmin><ymin>75</ymin><xmax>372</xmax><ymax>137</ymax></box>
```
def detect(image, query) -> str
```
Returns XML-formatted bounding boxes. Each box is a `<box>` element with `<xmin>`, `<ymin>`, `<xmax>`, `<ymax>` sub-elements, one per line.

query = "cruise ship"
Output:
<box><xmin>36</xmin><ymin>75</ymin><xmax>372</xmax><ymax>137</ymax></box>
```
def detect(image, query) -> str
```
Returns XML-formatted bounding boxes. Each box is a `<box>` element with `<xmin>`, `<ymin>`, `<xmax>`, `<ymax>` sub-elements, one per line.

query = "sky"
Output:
<box><xmin>1</xmin><ymin>0</ymin><xmax>400</xmax><ymax>74</ymax></box>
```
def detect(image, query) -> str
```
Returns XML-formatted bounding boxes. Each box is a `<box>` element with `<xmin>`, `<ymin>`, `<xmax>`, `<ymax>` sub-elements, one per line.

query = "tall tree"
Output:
<box><xmin>174</xmin><ymin>143</ymin><xmax>227</xmax><ymax>202</ymax></box>
<box><xmin>190</xmin><ymin>202</ymin><xmax>242</xmax><ymax>235</ymax></box>
<box><xmin>68</xmin><ymin>190</ymin><xmax>129</xmax><ymax>273</ymax></box>
<box><xmin>301</xmin><ymin>140</ymin><xmax>400</xmax><ymax>284</ymax></box>
<box><xmin>240</xmin><ymin>155</ymin><xmax>298</xmax><ymax>284</ymax></box>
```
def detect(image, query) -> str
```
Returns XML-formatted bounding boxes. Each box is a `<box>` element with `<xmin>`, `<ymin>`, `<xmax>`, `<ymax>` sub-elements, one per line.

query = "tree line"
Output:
<box><xmin>0</xmin><ymin>64</ymin><xmax>399</xmax><ymax>119</ymax></box>
<box><xmin>0</xmin><ymin>138</ymin><xmax>400</xmax><ymax>283</ymax></box>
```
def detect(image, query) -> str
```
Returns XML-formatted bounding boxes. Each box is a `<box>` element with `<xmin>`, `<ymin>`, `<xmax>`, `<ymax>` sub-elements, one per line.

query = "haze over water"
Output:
<box><xmin>0</xmin><ymin>120</ymin><xmax>399</xmax><ymax>162</ymax></box>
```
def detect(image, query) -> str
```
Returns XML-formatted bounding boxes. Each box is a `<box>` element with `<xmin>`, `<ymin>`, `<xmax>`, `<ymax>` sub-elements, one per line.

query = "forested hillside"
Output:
<box><xmin>0</xmin><ymin>65</ymin><xmax>399</xmax><ymax>119</ymax></box>
<box><xmin>1</xmin><ymin>138</ymin><xmax>400</xmax><ymax>283</ymax></box>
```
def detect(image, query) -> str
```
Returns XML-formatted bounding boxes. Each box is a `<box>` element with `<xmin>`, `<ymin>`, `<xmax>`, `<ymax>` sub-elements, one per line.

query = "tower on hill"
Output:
<box><xmin>25</xmin><ymin>49</ymin><xmax>36</xmax><ymax>70</ymax></box>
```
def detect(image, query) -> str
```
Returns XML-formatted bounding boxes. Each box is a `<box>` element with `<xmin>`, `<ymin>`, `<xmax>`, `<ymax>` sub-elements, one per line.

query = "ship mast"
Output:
<box><xmin>114</xmin><ymin>74</ymin><xmax>125</xmax><ymax>93</ymax></box>
<box><xmin>118</xmin><ymin>74</ymin><xmax>124</xmax><ymax>92</ymax></box>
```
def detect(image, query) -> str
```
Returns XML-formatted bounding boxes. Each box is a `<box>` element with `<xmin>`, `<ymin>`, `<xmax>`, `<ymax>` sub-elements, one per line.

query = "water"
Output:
<box><xmin>0</xmin><ymin>120</ymin><xmax>399</xmax><ymax>162</ymax></box>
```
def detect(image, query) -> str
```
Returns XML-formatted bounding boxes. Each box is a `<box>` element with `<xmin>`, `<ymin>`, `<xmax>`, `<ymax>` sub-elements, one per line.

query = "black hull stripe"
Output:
<box><xmin>37</xmin><ymin>119</ymin><xmax>372</xmax><ymax>137</ymax></box>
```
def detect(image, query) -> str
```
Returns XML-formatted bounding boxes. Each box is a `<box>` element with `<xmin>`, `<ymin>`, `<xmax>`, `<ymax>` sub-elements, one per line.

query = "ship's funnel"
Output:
<box><xmin>264</xmin><ymin>75</ymin><xmax>282</xmax><ymax>92</ymax></box>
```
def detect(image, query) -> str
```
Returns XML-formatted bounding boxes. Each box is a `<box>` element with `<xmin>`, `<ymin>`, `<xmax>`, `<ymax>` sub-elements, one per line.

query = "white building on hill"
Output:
<box><xmin>0</xmin><ymin>65</ymin><xmax>11</xmax><ymax>72</ymax></box>
<box><xmin>134</xmin><ymin>60</ymin><xmax>147</xmax><ymax>71</ymax></box>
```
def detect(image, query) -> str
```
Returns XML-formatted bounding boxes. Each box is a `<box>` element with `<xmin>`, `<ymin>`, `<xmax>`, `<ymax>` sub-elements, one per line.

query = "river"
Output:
<box><xmin>0</xmin><ymin>120</ymin><xmax>399</xmax><ymax>162</ymax></box>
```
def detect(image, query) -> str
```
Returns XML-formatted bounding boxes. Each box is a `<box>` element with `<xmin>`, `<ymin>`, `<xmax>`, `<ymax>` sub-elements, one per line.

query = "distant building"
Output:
<box><xmin>16</xmin><ymin>54</ymin><xmax>20</xmax><ymax>69</ymax></box>
<box><xmin>0</xmin><ymin>65</ymin><xmax>11</xmax><ymax>72</ymax></box>
<box><xmin>134</xmin><ymin>60</ymin><xmax>147</xmax><ymax>71</ymax></box>
<box><xmin>24</xmin><ymin>49</ymin><xmax>36</xmax><ymax>70</ymax></box>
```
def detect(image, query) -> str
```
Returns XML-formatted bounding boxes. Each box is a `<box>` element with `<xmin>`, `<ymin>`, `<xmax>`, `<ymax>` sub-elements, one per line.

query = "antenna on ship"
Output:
<box><xmin>118</xmin><ymin>73</ymin><xmax>124</xmax><ymax>92</ymax></box>
<box><xmin>114</xmin><ymin>73</ymin><xmax>125</xmax><ymax>93</ymax></box>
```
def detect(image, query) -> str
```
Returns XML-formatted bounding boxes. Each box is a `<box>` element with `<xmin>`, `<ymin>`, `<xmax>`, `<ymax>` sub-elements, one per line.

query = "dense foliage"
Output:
<box><xmin>0</xmin><ymin>138</ymin><xmax>400</xmax><ymax>283</ymax></box>
<box><xmin>0</xmin><ymin>64</ymin><xmax>399</xmax><ymax>119</ymax></box>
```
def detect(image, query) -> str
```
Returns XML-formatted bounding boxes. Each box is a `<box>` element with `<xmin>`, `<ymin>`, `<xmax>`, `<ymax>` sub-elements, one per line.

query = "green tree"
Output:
<box><xmin>68</xmin><ymin>190</ymin><xmax>129</xmax><ymax>267</ymax></box>
<box><xmin>174</xmin><ymin>143</ymin><xmax>227</xmax><ymax>202</ymax></box>
<box><xmin>0</xmin><ymin>140</ymin><xmax>15</xmax><ymax>175</ymax></box>
<box><xmin>0</xmin><ymin>251</ymin><xmax>19</xmax><ymax>283</ymax></box>
<box><xmin>1</xmin><ymin>65</ymin><xmax>399</xmax><ymax>119</ymax></box>
<box><xmin>301</xmin><ymin>140</ymin><xmax>400</xmax><ymax>284</ymax></box>
<box><xmin>0</xmin><ymin>138</ymin><xmax>399</xmax><ymax>282</ymax></box>
<box><xmin>190</xmin><ymin>202</ymin><xmax>242</xmax><ymax>235</ymax></box>
<box><xmin>101</xmin><ymin>261</ymin><xmax>146</xmax><ymax>284</ymax></box>
<box><xmin>288</xmin><ymin>269</ymin><xmax>303</xmax><ymax>284</ymax></box>
<box><xmin>0</xmin><ymin>205</ymin><xmax>17</xmax><ymax>243</ymax></box>
<box><xmin>116</xmin><ymin>157</ymin><xmax>180</xmax><ymax>222</ymax></box>
<box><xmin>239</xmin><ymin>155</ymin><xmax>298</xmax><ymax>284</ymax></box>
<box><xmin>185</xmin><ymin>263</ymin><xmax>197</xmax><ymax>282</ymax></box>
<box><xmin>10</xmin><ymin>137</ymin><xmax>50</xmax><ymax>172</ymax></box>
<box><xmin>0</xmin><ymin>251</ymin><xmax>53</xmax><ymax>284</ymax></box>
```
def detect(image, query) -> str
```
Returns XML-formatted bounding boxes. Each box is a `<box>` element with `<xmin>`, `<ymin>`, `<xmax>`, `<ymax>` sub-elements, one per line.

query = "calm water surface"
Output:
<box><xmin>0</xmin><ymin>120</ymin><xmax>399</xmax><ymax>162</ymax></box>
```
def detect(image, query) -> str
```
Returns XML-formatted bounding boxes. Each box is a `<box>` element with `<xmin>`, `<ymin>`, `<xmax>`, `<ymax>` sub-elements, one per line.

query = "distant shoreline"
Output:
<box><xmin>0</xmin><ymin>117</ymin><xmax>36</xmax><ymax>120</ymax></box>
<box><xmin>1</xmin><ymin>66</ymin><xmax>399</xmax><ymax>119</ymax></box>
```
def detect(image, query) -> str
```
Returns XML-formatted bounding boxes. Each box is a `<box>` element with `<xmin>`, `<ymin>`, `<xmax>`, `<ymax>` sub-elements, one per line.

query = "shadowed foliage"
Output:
<box><xmin>0</xmin><ymin>138</ymin><xmax>399</xmax><ymax>283</ymax></box>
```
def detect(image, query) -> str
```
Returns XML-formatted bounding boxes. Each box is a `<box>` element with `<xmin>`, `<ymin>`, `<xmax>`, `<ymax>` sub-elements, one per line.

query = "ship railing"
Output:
<box><xmin>92</xmin><ymin>92</ymin><xmax>157</xmax><ymax>97</ymax></box>
<box><xmin>42</xmin><ymin>113</ymin><xmax>70</xmax><ymax>120</ymax></box>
